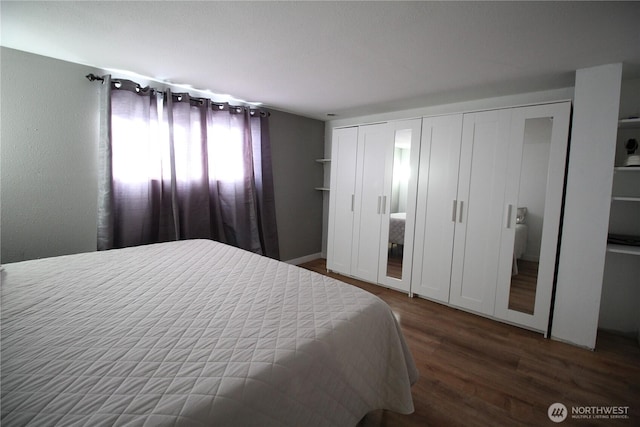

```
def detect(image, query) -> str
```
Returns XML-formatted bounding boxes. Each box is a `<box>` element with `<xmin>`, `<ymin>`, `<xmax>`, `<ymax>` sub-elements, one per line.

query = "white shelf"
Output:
<box><xmin>607</xmin><ymin>244</ymin><xmax>640</xmax><ymax>256</ymax></box>
<box><xmin>611</xmin><ymin>196</ymin><xmax>640</xmax><ymax>202</ymax></box>
<box><xmin>614</xmin><ymin>166</ymin><xmax>640</xmax><ymax>172</ymax></box>
<box><xmin>618</xmin><ymin>118</ymin><xmax>640</xmax><ymax>129</ymax></box>
<box><xmin>315</xmin><ymin>159</ymin><xmax>331</xmax><ymax>191</ymax></box>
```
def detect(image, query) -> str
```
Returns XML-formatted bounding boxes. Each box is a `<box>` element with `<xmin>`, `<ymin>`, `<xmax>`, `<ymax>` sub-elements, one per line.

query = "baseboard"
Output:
<box><xmin>284</xmin><ymin>252</ymin><xmax>322</xmax><ymax>265</ymax></box>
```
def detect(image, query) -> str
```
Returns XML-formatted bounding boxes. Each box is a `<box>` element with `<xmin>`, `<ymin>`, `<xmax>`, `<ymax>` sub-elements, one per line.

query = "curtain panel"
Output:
<box><xmin>97</xmin><ymin>76</ymin><xmax>279</xmax><ymax>259</ymax></box>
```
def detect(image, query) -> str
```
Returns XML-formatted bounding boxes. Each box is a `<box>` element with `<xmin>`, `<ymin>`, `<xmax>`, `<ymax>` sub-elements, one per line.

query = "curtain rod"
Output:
<box><xmin>85</xmin><ymin>73</ymin><xmax>268</xmax><ymax>116</ymax></box>
<box><xmin>86</xmin><ymin>73</ymin><xmax>104</xmax><ymax>82</ymax></box>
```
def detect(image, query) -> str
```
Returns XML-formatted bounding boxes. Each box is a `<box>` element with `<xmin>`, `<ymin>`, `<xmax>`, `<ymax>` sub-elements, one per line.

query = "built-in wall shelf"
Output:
<box><xmin>606</xmin><ymin>244</ymin><xmax>640</xmax><ymax>256</ymax></box>
<box><xmin>618</xmin><ymin>118</ymin><xmax>640</xmax><ymax>128</ymax></box>
<box><xmin>605</xmin><ymin>117</ymin><xmax>640</xmax><ymax>263</ymax></box>
<box><xmin>315</xmin><ymin>159</ymin><xmax>331</xmax><ymax>191</ymax></box>
<box><xmin>611</xmin><ymin>167</ymin><xmax>640</xmax><ymax>201</ymax></box>
<box><xmin>612</xmin><ymin>196</ymin><xmax>640</xmax><ymax>202</ymax></box>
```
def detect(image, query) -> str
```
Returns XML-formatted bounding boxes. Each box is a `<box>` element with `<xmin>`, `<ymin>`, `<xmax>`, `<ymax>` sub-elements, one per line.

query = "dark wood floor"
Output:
<box><xmin>509</xmin><ymin>259</ymin><xmax>539</xmax><ymax>315</ymax></box>
<box><xmin>299</xmin><ymin>259</ymin><xmax>640</xmax><ymax>427</ymax></box>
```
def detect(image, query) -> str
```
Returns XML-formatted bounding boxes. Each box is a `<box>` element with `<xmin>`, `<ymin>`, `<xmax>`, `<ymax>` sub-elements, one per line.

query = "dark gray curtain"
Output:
<box><xmin>97</xmin><ymin>76</ymin><xmax>280</xmax><ymax>259</ymax></box>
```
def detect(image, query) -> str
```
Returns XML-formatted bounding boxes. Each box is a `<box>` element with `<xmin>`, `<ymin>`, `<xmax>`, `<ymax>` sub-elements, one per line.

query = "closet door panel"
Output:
<box><xmin>351</xmin><ymin>123</ymin><xmax>389</xmax><ymax>283</ymax></box>
<box><xmin>412</xmin><ymin>114</ymin><xmax>463</xmax><ymax>302</ymax></box>
<box><xmin>327</xmin><ymin>127</ymin><xmax>359</xmax><ymax>275</ymax></box>
<box><xmin>377</xmin><ymin>119</ymin><xmax>422</xmax><ymax>292</ymax></box>
<box><xmin>494</xmin><ymin>101</ymin><xmax>571</xmax><ymax>332</ymax></box>
<box><xmin>450</xmin><ymin>109</ymin><xmax>512</xmax><ymax>315</ymax></box>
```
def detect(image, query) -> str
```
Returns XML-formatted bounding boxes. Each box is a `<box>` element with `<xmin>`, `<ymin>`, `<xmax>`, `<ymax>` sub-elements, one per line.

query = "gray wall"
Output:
<box><xmin>1</xmin><ymin>47</ymin><xmax>325</xmax><ymax>263</ymax></box>
<box><xmin>268</xmin><ymin>109</ymin><xmax>325</xmax><ymax>262</ymax></box>
<box><xmin>1</xmin><ymin>48</ymin><xmax>100</xmax><ymax>263</ymax></box>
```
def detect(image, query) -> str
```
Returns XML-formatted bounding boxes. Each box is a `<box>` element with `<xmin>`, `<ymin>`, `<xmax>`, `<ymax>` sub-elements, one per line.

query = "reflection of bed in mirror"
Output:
<box><xmin>389</xmin><ymin>212</ymin><xmax>406</xmax><ymax>246</ymax></box>
<box><xmin>512</xmin><ymin>206</ymin><xmax>529</xmax><ymax>275</ymax></box>
<box><xmin>512</xmin><ymin>223</ymin><xmax>528</xmax><ymax>275</ymax></box>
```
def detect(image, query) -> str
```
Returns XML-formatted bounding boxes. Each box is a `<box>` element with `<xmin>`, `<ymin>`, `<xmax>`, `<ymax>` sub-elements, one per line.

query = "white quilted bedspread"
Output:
<box><xmin>1</xmin><ymin>240</ymin><xmax>417</xmax><ymax>426</ymax></box>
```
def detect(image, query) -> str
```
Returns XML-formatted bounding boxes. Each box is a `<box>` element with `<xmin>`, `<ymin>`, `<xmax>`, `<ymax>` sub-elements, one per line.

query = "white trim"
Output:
<box><xmin>284</xmin><ymin>253</ymin><xmax>322</xmax><ymax>265</ymax></box>
<box><xmin>327</xmin><ymin>88</ymin><xmax>574</xmax><ymax>129</ymax></box>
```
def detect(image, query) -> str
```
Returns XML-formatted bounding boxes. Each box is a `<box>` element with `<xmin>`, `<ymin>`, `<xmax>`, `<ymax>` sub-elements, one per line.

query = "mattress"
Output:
<box><xmin>1</xmin><ymin>239</ymin><xmax>418</xmax><ymax>426</ymax></box>
<box><xmin>514</xmin><ymin>223</ymin><xmax>528</xmax><ymax>260</ymax></box>
<box><xmin>388</xmin><ymin>212</ymin><xmax>406</xmax><ymax>245</ymax></box>
<box><xmin>512</xmin><ymin>224</ymin><xmax>528</xmax><ymax>275</ymax></box>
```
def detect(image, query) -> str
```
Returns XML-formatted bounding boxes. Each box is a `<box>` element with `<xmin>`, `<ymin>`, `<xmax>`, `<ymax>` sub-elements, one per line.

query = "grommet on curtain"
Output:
<box><xmin>113</xmin><ymin>81</ymin><xmax>122</xmax><ymax>89</ymax></box>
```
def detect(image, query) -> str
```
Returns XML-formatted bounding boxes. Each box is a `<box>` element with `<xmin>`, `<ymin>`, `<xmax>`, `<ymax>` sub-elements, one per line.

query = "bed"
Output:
<box><xmin>388</xmin><ymin>212</ymin><xmax>406</xmax><ymax>246</ymax></box>
<box><xmin>512</xmin><ymin>223</ymin><xmax>528</xmax><ymax>276</ymax></box>
<box><xmin>1</xmin><ymin>239</ymin><xmax>418</xmax><ymax>426</ymax></box>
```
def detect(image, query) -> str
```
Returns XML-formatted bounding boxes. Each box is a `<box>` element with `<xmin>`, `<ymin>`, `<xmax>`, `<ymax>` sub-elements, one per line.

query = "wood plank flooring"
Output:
<box><xmin>508</xmin><ymin>259</ymin><xmax>539</xmax><ymax>315</ymax></box>
<box><xmin>298</xmin><ymin>259</ymin><xmax>640</xmax><ymax>426</ymax></box>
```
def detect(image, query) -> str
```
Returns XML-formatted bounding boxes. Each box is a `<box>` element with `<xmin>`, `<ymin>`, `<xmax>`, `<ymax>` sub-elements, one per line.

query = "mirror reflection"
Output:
<box><xmin>508</xmin><ymin>117</ymin><xmax>552</xmax><ymax>314</ymax></box>
<box><xmin>386</xmin><ymin>129</ymin><xmax>412</xmax><ymax>279</ymax></box>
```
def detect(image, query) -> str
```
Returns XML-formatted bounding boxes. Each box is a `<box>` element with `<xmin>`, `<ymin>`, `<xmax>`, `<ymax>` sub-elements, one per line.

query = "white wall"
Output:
<box><xmin>552</xmin><ymin>63</ymin><xmax>622</xmax><ymax>350</ymax></box>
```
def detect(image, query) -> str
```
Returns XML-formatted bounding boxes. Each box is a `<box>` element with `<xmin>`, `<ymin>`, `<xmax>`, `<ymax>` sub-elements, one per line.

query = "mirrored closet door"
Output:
<box><xmin>494</xmin><ymin>101</ymin><xmax>571</xmax><ymax>333</ymax></box>
<box><xmin>377</xmin><ymin>119</ymin><xmax>421</xmax><ymax>292</ymax></box>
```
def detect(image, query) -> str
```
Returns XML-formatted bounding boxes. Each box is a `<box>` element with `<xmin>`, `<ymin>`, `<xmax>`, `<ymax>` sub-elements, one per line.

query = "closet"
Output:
<box><xmin>327</xmin><ymin>119</ymin><xmax>421</xmax><ymax>293</ymax></box>
<box><xmin>327</xmin><ymin>101</ymin><xmax>570</xmax><ymax>333</ymax></box>
<box><xmin>412</xmin><ymin>101</ymin><xmax>571</xmax><ymax>332</ymax></box>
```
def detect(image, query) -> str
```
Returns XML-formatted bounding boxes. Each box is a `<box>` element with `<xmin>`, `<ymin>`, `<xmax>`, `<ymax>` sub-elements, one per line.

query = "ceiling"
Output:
<box><xmin>2</xmin><ymin>1</ymin><xmax>640</xmax><ymax>121</ymax></box>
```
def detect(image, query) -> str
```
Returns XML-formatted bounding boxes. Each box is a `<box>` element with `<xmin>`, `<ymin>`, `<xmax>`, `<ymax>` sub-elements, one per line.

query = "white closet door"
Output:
<box><xmin>377</xmin><ymin>119</ymin><xmax>422</xmax><ymax>292</ymax></box>
<box><xmin>411</xmin><ymin>114</ymin><xmax>463</xmax><ymax>302</ymax></box>
<box><xmin>327</xmin><ymin>127</ymin><xmax>358</xmax><ymax>275</ymax></box>
<box><xmin>450</xmin><ymin>109</ymin><xmax>512</xmax><ymax>315</ymax></box>
<box><xmin>351</xmin><ymin>123</ymin><xmax>390</xmax><ymax>283</ymax></box>
<box><xmin>494</xmin><ymin>102</ymin><xmax>571</xmax><ymax>332</ymax></box>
